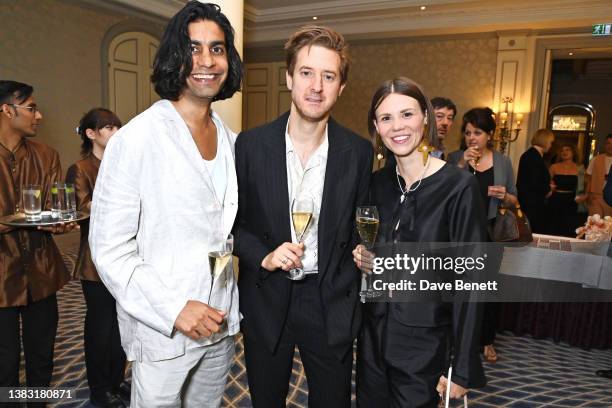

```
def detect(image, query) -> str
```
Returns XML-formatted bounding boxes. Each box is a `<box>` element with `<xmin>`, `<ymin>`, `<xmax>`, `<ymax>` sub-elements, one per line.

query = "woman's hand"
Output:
<box><xmin>487</xmin><ymin>185</ymin><xmax>506</xmax><ymax>201</ymax></box>
<box><xmin>437</xmin><ymin>375</ymin><xmax>468</xmax><ymax>400</ymax></box>
<box><xmin>352</xmin><ymin>244</ymin><xmax>375</xmax><ymax>274</ymax></box>
<box><xmin>463</xmin><ymin>146</ymin><xmax>481</xmax><ymax>166</ymax></box>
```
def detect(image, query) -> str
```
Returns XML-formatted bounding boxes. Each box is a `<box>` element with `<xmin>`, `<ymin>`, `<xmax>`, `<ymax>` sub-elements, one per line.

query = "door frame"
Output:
<box><xmin>529</xmin><ymin>33</ymin><xmax>612</xmax><ymax>141</ymax></box>
<box><xmin>101</xmin><ymin>20</ymin><xmax>162</xmax><ymax>109</ymax></box>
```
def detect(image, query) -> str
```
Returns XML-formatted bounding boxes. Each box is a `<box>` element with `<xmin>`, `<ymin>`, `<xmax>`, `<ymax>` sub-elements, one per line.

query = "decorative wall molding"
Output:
<box><xmin>245</xmin><ymin>0</ymin><xmax>612</xmax><ymax>46</ymax></box>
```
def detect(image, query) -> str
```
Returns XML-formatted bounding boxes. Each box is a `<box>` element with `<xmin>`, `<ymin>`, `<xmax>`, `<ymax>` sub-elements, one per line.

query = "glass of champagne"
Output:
<box><xmin>473</xmin><ymin>146</ymin><xmax>480</xmax><ymax>171</ymax></box>
<box><xmin>287</xmin><ymin>194</ymin><xmax>314</xmax><ymax>281</ymax></box>
<box><xmin>356</xmin><ymin>206</ymin><xmax>381</xmax><ymax>298</ymax></box>
<box><xmin>207</xmin><ymin>233</ymin><xmax>233</xmax><ymax>333</ymax></box>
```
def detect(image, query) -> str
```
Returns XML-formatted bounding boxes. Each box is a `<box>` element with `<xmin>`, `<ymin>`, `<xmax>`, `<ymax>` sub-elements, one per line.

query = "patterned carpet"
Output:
<box><xmin>31</xmin><ymin>233</ymin><xmax>612</xmax><ymax>407</ymax></box>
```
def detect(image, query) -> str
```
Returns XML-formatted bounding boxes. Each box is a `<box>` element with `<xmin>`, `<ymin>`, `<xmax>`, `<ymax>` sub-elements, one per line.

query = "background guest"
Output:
<box><xmin>585</xmin><ymin>134</ymin><xmax>612</xmax><ymax>217</ymax></box>
<box><xmin>0</xmin><ymin>80</ymin><xmax>75</xmax><ymax>407</ymax></box>
<box><xmin>548</xmin><ymin>144</ymin><xmax>586</xmax><ymax>237</ymax></box>
<box><xmin>447</xmin><ymin>107</ymin><xmax>518</xmax><ymax>363</ymax></box>
<box><xmin>66</xmin><ymin>108</ymin><xmax>127</xmax><ymax>408</ymax></box>
<box><xmin>517</xmin><ymin>129</ymin><xmax>555</xmax><ymax>234</ymax></box>
<box><xmin>430</xmin><ymin>96</ymin><xmax>457</xmax><ymax>160</ymax></box>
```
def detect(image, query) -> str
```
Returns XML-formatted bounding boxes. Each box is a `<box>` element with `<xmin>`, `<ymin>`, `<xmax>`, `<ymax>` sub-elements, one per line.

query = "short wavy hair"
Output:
<box><xmin>285</xmin><ymin>25</ymin><xmax>350</xmax><ymax>85</ymax></box>
<box><xmin>461</xmin><ymin>107</ymin><xmax>496</xmax><ymax>149</ymax></box>
<box><xmin>151</xmin><ymin>1</ymin><xmax>243</xmax><ymax>101</ymax></box>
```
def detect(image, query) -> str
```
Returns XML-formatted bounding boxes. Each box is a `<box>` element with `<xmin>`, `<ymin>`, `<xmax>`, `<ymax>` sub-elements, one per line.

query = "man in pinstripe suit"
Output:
<box><xmin>234</xmin><ymin>26</ymin><xmax>373</xmax><ymax>407</ymax></box>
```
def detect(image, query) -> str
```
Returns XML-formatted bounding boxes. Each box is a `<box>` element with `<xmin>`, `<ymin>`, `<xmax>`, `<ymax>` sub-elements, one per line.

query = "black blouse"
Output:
<box><xmin>469</xmin><ymin>165</ymin><xmax>494</xmax><ymax>212</ymax></box>
<box><xmin>368</xmin><ymin>163</ymin><xmax>488</xmax><ymax>388</ymax></box>
<box><xmin>372</xmin><ymin>163</ymin><xmax>488</xmax><ymax>243</ymax></box>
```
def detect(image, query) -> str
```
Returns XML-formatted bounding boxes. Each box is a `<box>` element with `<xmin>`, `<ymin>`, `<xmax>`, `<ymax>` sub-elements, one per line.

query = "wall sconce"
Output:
<box><xmin>494</xmin><ymin>96</ymin><xmax>523</xmax><ymax>154</ymax></box>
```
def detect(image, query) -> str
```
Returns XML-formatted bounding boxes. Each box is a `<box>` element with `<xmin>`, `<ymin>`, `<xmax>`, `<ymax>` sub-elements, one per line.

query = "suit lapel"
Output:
<box><xmin>317</xmin><ymin>119</ymin><xmax>350</xmax><ymax>279</ymax></box>
<box><xmin>264</xmin><ymin>113</ymin><xmax>292</xmax><ymax>242</ymax></box>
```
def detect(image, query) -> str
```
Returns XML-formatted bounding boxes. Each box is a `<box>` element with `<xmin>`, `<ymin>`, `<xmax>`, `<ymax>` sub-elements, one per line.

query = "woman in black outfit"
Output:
<box><xmin>516</xmin><ymin>129</ymin><xmax>555</xmax><ymax>234</ymax></box>
<box><xmin>447</xmin><ymin>108</ymin><xmax>518</xmax><ymax>364</ymax></box>
<box><xmin>353</xmin><ymin>77</ymin><xmax>487</xmax><ymax>407</ymax></box>
<box><xmin>548</xmin><ymin>144</ymin><xmax>586</xmax><ymax>237</ymax></box>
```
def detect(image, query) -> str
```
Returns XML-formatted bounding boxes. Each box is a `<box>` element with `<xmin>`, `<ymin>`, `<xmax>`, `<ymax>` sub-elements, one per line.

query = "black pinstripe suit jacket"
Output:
<box><xmin>234</xmin><ymin>111</ymin><xmax>373</xmax><ymax>359</ymax></box>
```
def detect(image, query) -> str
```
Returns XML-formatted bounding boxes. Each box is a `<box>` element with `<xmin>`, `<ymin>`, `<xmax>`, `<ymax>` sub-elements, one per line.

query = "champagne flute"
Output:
<box><xmin>207</xmin><ymin>233</ymin><xmax>233</xmax><ymax>333</ymax></box>
<box><xmin>287</xmin><ymin>195</ymin><xmax>314</xmax><ymax>281</ymax></box>
<box><xmin>356</xmin><ymin>206</ymin><xmax>381</xmax><ymax>298</ymax></box>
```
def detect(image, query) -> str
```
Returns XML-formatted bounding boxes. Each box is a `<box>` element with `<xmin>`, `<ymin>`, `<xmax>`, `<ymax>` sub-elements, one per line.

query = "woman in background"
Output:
<box><xmin>354</xmin><ymin>77</ymin><xmax>486</xmax><ymax>407</ymax></box>
<box><xmin>447</xmin><ymin>107</ymin><xmax>518</xmax><ymax>363</ymax></box>
<box><xmin>516</xmin><ymin>129</ymin><xmax>555</xmax><ymax>234</ymax></box>
<box><xmin>548</xmin><ymin>144</ymin><xmax>586</xmax><ymax>237</ymax></box>
<box><xmin>66</xmin><ymin>108</ymin><xmax>128</xmax><ymax>408</ymax></box>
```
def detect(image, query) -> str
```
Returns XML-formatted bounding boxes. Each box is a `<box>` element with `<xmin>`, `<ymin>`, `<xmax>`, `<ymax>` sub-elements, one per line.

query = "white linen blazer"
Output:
<box><xmin>89</xmin><ymin>100</ymin><xmax>239</xmax><ymax>362</ymax></box>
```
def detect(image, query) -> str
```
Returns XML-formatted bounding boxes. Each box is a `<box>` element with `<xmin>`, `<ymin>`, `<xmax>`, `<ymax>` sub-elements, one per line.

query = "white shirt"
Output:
<box><xmin>204</xmin><ymin>132</ymin><xmax>228</xmax><ymax>204</ymax></box>
<box><xmin>586</xmin><ymin>155</ymin><xmax>612</xmax><ymax>176</ymax></box>
<box><xmin>285</xmin><ymin>122</ymin><xmax>328</xmax><ymax>273</ymax></box>
<box><xmin>90</xmin><ymin>100</ymin><xmax>239</xmax><ymax>362</ymax></box>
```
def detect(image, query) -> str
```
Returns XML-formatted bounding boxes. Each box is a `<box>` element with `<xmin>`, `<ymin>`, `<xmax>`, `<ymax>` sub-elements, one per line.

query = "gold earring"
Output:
<box><xmin>417</xmin><ymin>138</ymin><xmax>432</xmax><ymax>165</ymax></box>
<box><xmin>376</xmin><ymin>134</ymin><xmax>384</xmax><ymax>161</ymax></box>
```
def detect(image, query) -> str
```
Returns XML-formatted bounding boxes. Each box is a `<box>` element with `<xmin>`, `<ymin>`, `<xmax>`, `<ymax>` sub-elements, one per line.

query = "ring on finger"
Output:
<box><xmin>281</xmin><ymin>257</ymin><xmax>288</xmax><ymax>265</ymax></box>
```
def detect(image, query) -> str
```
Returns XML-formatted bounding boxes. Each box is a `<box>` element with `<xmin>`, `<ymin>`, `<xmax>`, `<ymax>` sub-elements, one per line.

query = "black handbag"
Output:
<box><xmin>490</xmin><ymin>204</ymin><xmax>533</xmax><ymax>243</ymax></box>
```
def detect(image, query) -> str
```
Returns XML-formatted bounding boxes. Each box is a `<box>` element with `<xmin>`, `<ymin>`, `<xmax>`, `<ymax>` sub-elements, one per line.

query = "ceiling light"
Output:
<box><xmin>569</xmin><ymin>52</ymin><xmax>574</xmax><ymax>56</ymax></box>
<box><xmin>420</xmin><ymin>6</ymin><xmax>427</xmax><ymax>10</ymax></box>
<box><xmin>312</xmin><ymin>16</ymin><xmax>318</xmax><ymax>20</ymax></box>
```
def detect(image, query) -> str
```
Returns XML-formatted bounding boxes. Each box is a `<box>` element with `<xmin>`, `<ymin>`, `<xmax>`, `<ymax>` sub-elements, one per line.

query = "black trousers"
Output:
<box><xmin>81</xmin><ymin>280</ymin><xmax>126</xmax><ymax>397</ymax></box>
<box><xmin>480</xmin><ymin>302</ymin><xmax>500</xmax><ymax>347</ymax></box>
<box><xmin>357</xmin><ymin>308</ymin><xmax>448</xmax><ymax>408</ymax></box>
<box><xmin>0</xmin><ymin>293</ymin><xmax>58</xmax><ymax>408</ymax></box>
<box><xmin>243</xmin><ymin>278</ymin><xmax>353</xmax><ymax>408</ymax></box>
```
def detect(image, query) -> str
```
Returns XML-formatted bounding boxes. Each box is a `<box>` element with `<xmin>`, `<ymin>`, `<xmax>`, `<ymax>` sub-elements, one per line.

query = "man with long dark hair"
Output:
<box><xmin>89</xmin><ymin>2</ymin><xmax>243</xmax><ymax>407</ymax></box>
<box><xmin>0</xmin><ymin>80</ymin><xmax>74</xmax><ymax>406</ymax></box>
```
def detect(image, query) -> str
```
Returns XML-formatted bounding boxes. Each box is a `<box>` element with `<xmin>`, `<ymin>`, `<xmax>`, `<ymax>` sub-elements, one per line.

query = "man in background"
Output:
<box><xmin>0</xmin><ymin>80</ymin><xmax>73</xmax><ymax>407</ymax></box>
<box><xmin>430</xmin><ymin>96</ymin><xmax>456</xmax><ymax>160</ymax></box>
<box><xmin>585</xmin><ymin>134</ymin><xmax>612</xmax><ymax>217</ymax></box>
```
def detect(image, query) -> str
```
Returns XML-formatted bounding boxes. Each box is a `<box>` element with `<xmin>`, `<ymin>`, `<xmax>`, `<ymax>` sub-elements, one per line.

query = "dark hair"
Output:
<box><xmin>461</xmin><ymin>107</ymin><xmax>496</xmax><ymax>135</ymax></box>
<box><xmin>430</xmin><ymin>97</ymin><xmax>457</xmax><ymax>117</ymax></box>
<box><xmin>460</xmin><ymin>107</ymin><xmax>496</xmax><ymax>149</ymax></box>
<box><xmin>77</xmin><ymin>108</ymin><xmax>122</xmax><ymax>157</ymax></box>
<box><xmin>285</xmin><ymin>25</ymin><xmax>350</xmax><ymax>85</ymax></box>
<box><xmin>0</xmin><ymin>80</ymin><xmax>33</xmax><ymax>105</ymax></box>
<box><xmin>151</xmin><ymin>1</ymin><xmax>243</xmax><ymax>101</ymax></box>
<box><xmin>368</xmin><ymin>77</ymin><xmax>439</xmax><ymax>151</ymax></box>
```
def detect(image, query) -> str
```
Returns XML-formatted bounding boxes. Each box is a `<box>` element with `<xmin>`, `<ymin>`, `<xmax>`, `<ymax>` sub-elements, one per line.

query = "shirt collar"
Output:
<box><xmin>284</xmin><ymin>119</ymin><xmax>329</xmax><ymax>163</ymax></box>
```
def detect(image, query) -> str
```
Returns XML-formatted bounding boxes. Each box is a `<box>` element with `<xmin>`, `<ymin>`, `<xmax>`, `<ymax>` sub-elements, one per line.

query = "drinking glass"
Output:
<box><xmin>51</xmin><ymin>182</ymin><xmax>66</xmax><ymax>219</ymax></box>
<box><xmin>64</xmin><ymin>183</ymin><xmax>77</xmax><ymax>220</ymax></box>
<box><xmin>356</xmin><ymin>206</ymin><xmax>381</xmax><ymax>298</ymax></box>
<box><xmin>22</xmin><ymin>184</ymin><xmax>42</xmax><ymax>222</ymax></box>
<box><xmin>207</xmin><ymin>233</ymin><xmax>233</xmax><ymax>333</ymax></box>
<box><xmin>287</xmin><ymin>194</ymin><xmax>314</xmax><ymax>280</ymax></box>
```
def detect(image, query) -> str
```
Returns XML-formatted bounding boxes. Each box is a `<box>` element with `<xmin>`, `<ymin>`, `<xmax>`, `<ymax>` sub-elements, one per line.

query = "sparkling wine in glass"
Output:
<box><xmin>207</xmin><ymin>233</ymin><xmax>233</xmax><ymax>333</ymax></box>
<box><xmin>356</xmin><ymin>206</ymin><xmax>382</xmax><ymax>298</ymax></box>
<box><xmin>287</xmin><ymin>195</ymin><xmax>314</xmax><ymax>280</ymax></box>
